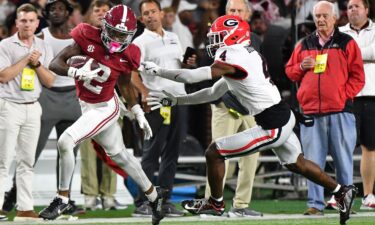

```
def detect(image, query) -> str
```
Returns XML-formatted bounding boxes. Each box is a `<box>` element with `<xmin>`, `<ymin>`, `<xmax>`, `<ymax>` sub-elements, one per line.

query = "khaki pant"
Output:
<box><xmin>0</xmin><ymin>100</ymin><xmax>42</xmax><ymax>211</ymax></box>
<box><xmin>205</xmin><ymin>103</ymin><xmax>259</xmax><ymax>209</ymax></box>
<box><xmin>80</xmin><ymin>139</ymin><xmax>117</xmax><ymax>197</ymax></box>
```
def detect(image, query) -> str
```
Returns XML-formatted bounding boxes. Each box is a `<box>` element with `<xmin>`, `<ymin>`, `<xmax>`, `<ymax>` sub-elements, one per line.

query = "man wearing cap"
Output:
<box><xmin>0</xmin><ymin>3</ymin><xmax>55</xmax><ymax>221</ymax></box>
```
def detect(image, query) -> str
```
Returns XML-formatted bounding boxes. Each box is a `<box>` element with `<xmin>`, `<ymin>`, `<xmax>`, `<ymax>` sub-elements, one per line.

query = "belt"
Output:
<box><xmin>16</xmin><ymin>101</ymin><xmax>36</xmax><ymax>104</ymax></box>
<box><xmin>49</xmin><ymin>86</ymin><xmax>76</xmax><ymax>92</ymax></box>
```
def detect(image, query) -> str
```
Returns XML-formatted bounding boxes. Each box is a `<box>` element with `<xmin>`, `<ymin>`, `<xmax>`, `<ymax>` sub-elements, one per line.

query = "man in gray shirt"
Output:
<box><xmin>0</xmin><ymin>3</ymin><xmax>55</xmax><ymax>222</ymax></box>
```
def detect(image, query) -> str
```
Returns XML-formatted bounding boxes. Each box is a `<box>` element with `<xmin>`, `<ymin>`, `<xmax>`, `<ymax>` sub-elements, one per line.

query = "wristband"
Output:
<box><xmin>67</xmin><ymin>67</ymin><xmax>77</xmax><ymax>78</ymax></box>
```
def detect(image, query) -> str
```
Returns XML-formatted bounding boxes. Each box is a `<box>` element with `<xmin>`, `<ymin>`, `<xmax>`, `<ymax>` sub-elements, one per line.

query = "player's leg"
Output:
<box><xmin>93</xmin><ymin>120</ymin><xmax>165</xmax><ymax>224</ymax></box>
<box><xmin>275</xmin><ymin>113</ymin><xmax>357</xmax><ymax>224</ymax></box>
<box><xmin>40</xmin><ymin>96</ymin><xmax>120</xmax><ymax>220</ymax></box>
<box><xmin>182</xmin><ymin>123</ymin><xmax>284</xmax><ymax>216</ymax></box>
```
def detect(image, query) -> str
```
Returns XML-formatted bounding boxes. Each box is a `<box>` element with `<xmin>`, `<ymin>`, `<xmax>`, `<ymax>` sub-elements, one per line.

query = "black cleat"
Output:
<box><xmin>149</xmin><ymin>187</ymin><xmax>166</xmax><ymax>225</ymax></box>
<box><xmin>39</xmin><ymin>197</ymin><xmax>70</xmax><ymax>220</ymax></box>
<box><xmin>334</xmin><ymin>185</ymin><xmax>358</xmax><ymax>225</ymax></box>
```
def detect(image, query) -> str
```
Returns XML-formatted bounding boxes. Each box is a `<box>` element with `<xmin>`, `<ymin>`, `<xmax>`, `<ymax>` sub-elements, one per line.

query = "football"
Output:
<box><xmin>67</xmin><ymin>55</ymin><xmax>100</xmax><ymax>70</ymax></box>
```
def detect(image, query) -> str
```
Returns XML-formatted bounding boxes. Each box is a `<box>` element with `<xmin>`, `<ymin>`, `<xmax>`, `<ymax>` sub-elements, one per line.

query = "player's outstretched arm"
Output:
<box><xmin>147</xmin><ymin>78</ymin><xmax>228</xmax><ymax>110</ymax></box>
<box><xmin>141</xmin><ymin>61</ymin><xmax>235</xmax><ymax>83</ymax></box>
<box><xmin>49</xmin><ymin>41</ymin><xmax>83</xmax><ymax>76</ymax></box>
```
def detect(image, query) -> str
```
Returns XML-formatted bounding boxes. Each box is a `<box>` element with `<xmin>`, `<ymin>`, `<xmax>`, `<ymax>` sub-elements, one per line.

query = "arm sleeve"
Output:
<box><xmin>285</xmin><ymin>42</ymin><xmax>305</xmax><ymax>82</ymax></box>
<box><xmin>345</xmin><ymin>39</ymin><xmax>365</xmax><ymax>99</ymax></box>
<box><xmin>158</xmin><ymin>66</ymin><xmax>212</xmax><ymax>83</ymax></box>
<box><xmin>177</xmin><ymin>78</ymin><xmax>228</xmax><ymax>105</ymax></box>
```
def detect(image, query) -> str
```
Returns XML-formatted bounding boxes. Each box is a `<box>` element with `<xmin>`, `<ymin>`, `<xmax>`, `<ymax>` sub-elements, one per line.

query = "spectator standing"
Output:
<box><xmin>3</xmin><ymin>0</ymin><xmax>80</xmax><ymax>216</ymax></box>
<box><xmin>131</xmin><ymin>0</ymin><xmax>191</xmax><ymax>217</ymax></box>
<box><xmin>204</xmin><ymin>0</ymin><xmax>262</xmax><ymax>218</ymax></box>
<box><xmin>339</xmin><ymin>0</ymin><xmax>375</xmax><ymax>210</ymax></box>
<box><xmin>285</xmin><ymin>0</ymin><xmax>365</xmax><ymax>215</ymax></box>
<box><xmin>0</xmin><ymin>3</ymin><xmax>55</xmax><ymax>221</ymax></box>
<box><xmin>79</xmin><ymin>0</ymin><xmax>119</xmax><ymax>211</ymax></box>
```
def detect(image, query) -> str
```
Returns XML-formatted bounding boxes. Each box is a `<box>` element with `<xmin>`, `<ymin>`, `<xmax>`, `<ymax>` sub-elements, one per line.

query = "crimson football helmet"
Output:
<box><xmin>101</xmin><ymin>5</ymin><xmax>137</xmax><ymax>53</ymax></box>
<box><xmin>206</xmin><ymin>15</ymin><xmax>250</xmax><ymax>58</ymax></box>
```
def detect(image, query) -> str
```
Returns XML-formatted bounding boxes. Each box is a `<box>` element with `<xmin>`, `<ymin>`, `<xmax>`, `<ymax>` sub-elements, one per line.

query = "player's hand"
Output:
<box><xmin>131</xmin><ymin>104</ymin><xmax>153</xmax><ymax>140</ymax></box>
<box><xmin>146</xmin><ymin>90</ymin><xmax>177</xmax><ymax>111</ymax></box>
<box><xmin>140</xmin><ymin>61</ymin><xmax>161</xmax><ymax>76</ymax></box>
<box><xmin>68</xmin><ymin>58</ymin><xmax>102</xmax><ymax>81</ymax></box>
<box><xmin>118</xmin><ymin>98</ymin><xmax>135</xmax><ymax>120</ymax></box>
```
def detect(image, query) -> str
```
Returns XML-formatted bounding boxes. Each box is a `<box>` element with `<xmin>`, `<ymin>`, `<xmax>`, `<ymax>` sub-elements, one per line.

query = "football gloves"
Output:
<box><xmin>68</xmin><ymin>58</ymin><xmax>102</xmax><ymax>82</ymax></box>
<box><xmin>141</xmin><ymin>61</ymin><xmax>161</xmax><ymax>76</ymax></box>
<box><xmin>131</xmin><ymin>104</ymin><xmax>152</xmax><ymax>140</ymax></box>
<box><xmin>146</xmin><ymin>91</ymin><xmax>177</xmax><ymax>111</ymax></box>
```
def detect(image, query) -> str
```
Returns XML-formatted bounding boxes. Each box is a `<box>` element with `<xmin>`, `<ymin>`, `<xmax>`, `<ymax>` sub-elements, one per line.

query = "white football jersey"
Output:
<box><xmin>214</xmin><ymin>44</ymin><xmax>281</xmax><ymax>116</ymax></box>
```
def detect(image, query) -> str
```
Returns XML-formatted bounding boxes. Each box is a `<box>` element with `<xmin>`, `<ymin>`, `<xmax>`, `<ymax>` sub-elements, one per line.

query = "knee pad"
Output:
<box><xmin>57</xmin><ymin>132</ymin><xmax>75</xmax><ymax>154</ymax></box>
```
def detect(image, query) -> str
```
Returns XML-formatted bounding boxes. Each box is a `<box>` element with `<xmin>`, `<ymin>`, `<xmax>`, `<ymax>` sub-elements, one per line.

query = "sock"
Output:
<box><xmin>57</xmin><ymin>195</ymin><xmax>69</xmax><ymax>204</ymax></box>
<box><xmin>332</xmin><ymin>184</ymin><xmax>341</xmax><ymax>194</ymax></box>
<box><xmin>209</xmin><ymin>196</ymin><xmax>224</xmax><ymax>208</ymax></box>
<box><xmin>145</xmin><ymin>187</ymin><xmax>158</xmax><ymax>202</ymax></box>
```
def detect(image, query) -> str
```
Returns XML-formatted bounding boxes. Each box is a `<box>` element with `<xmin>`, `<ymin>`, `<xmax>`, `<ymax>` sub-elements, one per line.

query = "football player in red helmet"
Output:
<box><xmin>39</xmin><ymin>5</ymin><xmax>165</xmax><ymax>224</ymax></box>
<box><xmin>143</xmin><ymin>14</ymin><xmax>357</xmax><ymax>224</ymax></box>
<box><xmin>206</xmin><ymin>15</ymin><xmax>250</xmax><ymax>57</ymax></box>
<box><xmin>101</xmin><ymin>4</ymin><xmax>137</xmax><ymax>53</ymax></box>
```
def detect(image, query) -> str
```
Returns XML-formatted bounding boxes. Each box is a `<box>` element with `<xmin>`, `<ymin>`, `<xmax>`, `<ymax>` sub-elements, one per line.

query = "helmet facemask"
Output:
<box><xmin>101</xmin><ymin>20</ymin><xmax>136</xmax><ymax>53</ymax></box>
<box><xmin>206</xmin><ymin>30</ymin><xmax>229</xmax><ymax>58</ymax></box>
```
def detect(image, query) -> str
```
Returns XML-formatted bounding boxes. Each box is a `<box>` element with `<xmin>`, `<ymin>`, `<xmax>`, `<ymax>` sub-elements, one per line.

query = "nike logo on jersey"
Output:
<box><xmin>120</xmin><ymin>59</ymin><xmax>128</xmax><ymax>63</ymax></box>
<box><xmin>174</xmin><ymin>74</ymin><xmax>181</xmax><ymax>80</ymax></box>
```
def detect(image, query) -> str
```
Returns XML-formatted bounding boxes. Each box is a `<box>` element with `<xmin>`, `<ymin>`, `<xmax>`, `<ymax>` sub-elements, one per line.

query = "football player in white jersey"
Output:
<box><xmin>143</xmin><ymin>15</ymin><xmax>357</xmax><ymax>224</ymax></box>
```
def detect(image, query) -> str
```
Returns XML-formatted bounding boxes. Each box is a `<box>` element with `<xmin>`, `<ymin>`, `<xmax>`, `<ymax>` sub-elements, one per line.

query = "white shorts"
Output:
<box><xmin>215</xmin><ymin>111</ymin><xmax>302</xmax><ymax>165</ymax></box>
<box><xmin>65</xmin><ymin>95</ymin><xmax>122</xmax><ymax>155</ymax></box>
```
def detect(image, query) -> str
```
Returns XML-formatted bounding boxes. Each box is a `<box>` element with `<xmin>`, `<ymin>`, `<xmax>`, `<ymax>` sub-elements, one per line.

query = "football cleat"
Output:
<box><xmin>361</xmin><ymin>194</ymin><xmax>375</xmax><ymax>210</ymax></box>
<box><xmin>149</xmin><ymin>187</ymin><xmax>166</xmax><ymax>225</ymax></box>
<box><xmin>39</xmin><ymin>197</ymin><xmax>70</xmax><ymax>220</ymax></box>
<box><xmin>326</xmin><ymin>195</ymin><xmax>338</xmax><ymax>210</ymax></box>
<box><xmin>334</xmin><ymin>185</ymin><xmax>358</xmax><ymax>225</ymax></box>
<box><xmin>181</xmin><ymin>198</ymin><xmax>225</xmax><ymax>216</ymax></box>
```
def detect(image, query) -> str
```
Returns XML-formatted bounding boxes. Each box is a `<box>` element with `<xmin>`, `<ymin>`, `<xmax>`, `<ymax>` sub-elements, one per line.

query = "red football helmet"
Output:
<box><xmin>101</xmin><ymin>5</ymin><xmax>137</xmax><ymax>53</ymax></box>
<box><xmin>206</xmin><ymin>15</ymin><xmax>250</xmax><ymax>58</ymax></box>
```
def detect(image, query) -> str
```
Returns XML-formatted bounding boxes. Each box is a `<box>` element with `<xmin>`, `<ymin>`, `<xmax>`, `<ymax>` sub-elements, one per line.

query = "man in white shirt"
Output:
<box><xmin>339</xmin><ymin>0</ymin><xmax>375</xmax><ymax>210</ymax></box>
<box><xmin>131</xmin><ymin>0</ymin><xmax>193</xmax><ymax>217</ymax></box>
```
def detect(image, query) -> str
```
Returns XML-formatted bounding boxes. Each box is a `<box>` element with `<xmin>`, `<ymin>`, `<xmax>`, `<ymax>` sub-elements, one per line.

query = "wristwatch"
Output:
<box><xmin>30</xmin><ymin>61</ymin><xmax>41</xmax><ymax>69</ymax></box>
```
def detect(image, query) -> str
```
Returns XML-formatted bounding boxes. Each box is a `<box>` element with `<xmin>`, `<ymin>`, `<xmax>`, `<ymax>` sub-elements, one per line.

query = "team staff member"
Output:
<box><xmin>131</xmin><ymin>0</ymin><xmax>194</xmax><ymax>217</ymax></box>
<box><xmin>340</xmin><ymin>0</ymin><xmax>375</xmax><ymax>210</ymax></box>
<box><xmin>285</xmin><ymin>1</ymin><xmax>364</xmax><ymax>215</ymax></box>
<box><xmin>0</xmin><ymin>3</ymin><xmax>55</xmax><ymax>221</ymax></box>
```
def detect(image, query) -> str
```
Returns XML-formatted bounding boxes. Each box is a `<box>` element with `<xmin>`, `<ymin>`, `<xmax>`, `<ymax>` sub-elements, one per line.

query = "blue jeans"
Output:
<box><xmin>300</xmin><ymin>112</ymin><xmax>356</xmax><ymax>211</ymax></box>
